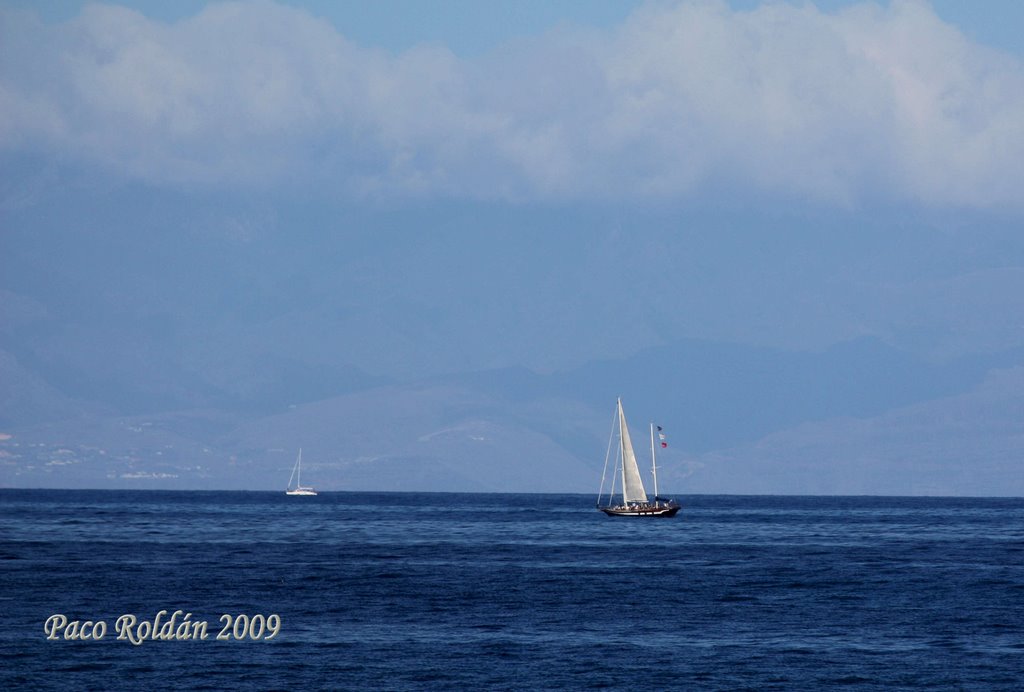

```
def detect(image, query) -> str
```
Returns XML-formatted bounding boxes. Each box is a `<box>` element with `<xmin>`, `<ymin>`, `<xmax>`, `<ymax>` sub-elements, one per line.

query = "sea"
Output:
<box><xmin>1</xmin><ymin>491</ymin><xmax>1022</xmax><ymax>690</ymax></box>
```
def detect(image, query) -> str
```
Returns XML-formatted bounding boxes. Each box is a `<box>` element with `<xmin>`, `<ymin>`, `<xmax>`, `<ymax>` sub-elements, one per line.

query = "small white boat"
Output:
<box><xmin>285</xmin><ymin>448</ymin><xmax>317</xmax><ymax>496</ymax></box>
<box><xmin>597</xmin><ymin>398</ymin><xmax>679</xmax><ymax>517</ymax></box>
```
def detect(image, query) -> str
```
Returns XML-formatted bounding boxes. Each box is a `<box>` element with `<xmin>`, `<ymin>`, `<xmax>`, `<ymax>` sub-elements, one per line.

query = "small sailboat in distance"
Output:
<box><xmin>597</xmin><ymin>398</ymin><xmax>680</xmax><ymax>517</ymax></box>
<box><xmin>285</xmin><ymin>448</ymin><xmax>317</xmax><ymax>496</ymax></box>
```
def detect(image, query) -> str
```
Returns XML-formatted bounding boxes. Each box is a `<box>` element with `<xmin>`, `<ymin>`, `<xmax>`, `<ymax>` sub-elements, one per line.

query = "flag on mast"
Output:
<box><xmin>657</xmin><ymin>425</ymin><xmax>667</xmax><ymax>448</ymax></box>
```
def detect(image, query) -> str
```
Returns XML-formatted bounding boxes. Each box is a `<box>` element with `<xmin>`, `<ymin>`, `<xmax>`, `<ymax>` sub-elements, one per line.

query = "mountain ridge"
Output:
<box><xmin>4</xmin><ymin>336</ymin><xmax>1023</xmax><ymax>495</ymax></box>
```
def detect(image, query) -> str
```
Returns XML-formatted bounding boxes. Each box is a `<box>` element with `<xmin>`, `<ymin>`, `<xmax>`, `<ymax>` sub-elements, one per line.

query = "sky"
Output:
<box><xmin>2</xmin><ymin>0</ymin><xmax>1024</xmax><ymax>494</ymax></box>
<box><xmin>7</xmin><ymin>1</ymin><xmax>1024</xmax><ymax>58</ymax></box>
<box><xmin>3</xmin><ymin>0</ymin><xmax>1024</xmax><ymax>209</ymax></box>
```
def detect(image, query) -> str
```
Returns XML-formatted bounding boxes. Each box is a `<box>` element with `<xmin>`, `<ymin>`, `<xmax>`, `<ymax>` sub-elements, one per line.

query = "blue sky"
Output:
<box><xmin>8</xmin><ymin>1</ymin><xmax>1024</xmax><ymax>59</ymax></box>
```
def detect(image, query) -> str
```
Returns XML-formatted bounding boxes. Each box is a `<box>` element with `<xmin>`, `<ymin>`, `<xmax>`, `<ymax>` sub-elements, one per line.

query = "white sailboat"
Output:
<box><xmin>285</xmin><ymin>448</ymin><xmax>317</xmax><ymax>496</ymax></box>
<box><xmin>597</xmin><ymin>398</ymin><xmax>680</xmax><ymax>517</ymax></box>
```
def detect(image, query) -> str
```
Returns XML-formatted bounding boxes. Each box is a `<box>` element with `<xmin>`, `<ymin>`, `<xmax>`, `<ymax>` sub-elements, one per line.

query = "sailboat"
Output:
<box><xmin>285</xmin><ymin>448</ymin><xmax>317</xmax><ymax>496</ymax></box>
<box><xmin>597</xmin><ymin>398</ymin><xmax>680</xmax><ymax>517</ymax></box>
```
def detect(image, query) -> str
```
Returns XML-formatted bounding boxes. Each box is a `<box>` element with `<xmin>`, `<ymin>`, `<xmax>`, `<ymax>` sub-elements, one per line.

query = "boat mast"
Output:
<box><xmin>618</xmin><ymin>399</ymin><xmax>628</xmax><ymax>503</ymax></box>
<box><xmin>296</xmin><ymin>448</ymin><xmax>302</xmax><ymax>488</ymax></box>
<box><xmin>650</xmin><ymin>423</ymin><xmax>659</xmax><ymax>501</ymax></box>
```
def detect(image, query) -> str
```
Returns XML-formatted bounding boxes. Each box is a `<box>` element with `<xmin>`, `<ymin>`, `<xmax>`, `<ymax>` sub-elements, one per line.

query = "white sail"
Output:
<box><xmin>618</xmin><ymin>399</ymin><xmax>648</xmax><ymax>504</ymax></box>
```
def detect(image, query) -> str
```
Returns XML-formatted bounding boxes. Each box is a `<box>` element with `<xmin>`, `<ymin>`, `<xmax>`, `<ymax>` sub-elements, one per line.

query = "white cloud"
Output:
<box><xmin>1</xmin><ymin>0</ymin><xmax>1022</xmax><ymax>209</ymax></box>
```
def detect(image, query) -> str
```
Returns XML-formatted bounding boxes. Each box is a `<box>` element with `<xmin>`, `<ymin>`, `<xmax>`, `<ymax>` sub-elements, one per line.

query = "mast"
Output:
<box><xmin>618</xmin><ymin>399</ymin><xmax>628</xmax><ymax>502</ymax></box>
<box><xmin>296</xmin><ymin>448</ymin><xmax>302</xmax><ymax>488</ymax></box>
<box><xmin>650</xmin><ymin>423</ymin><xmax>659</xmax><ymax>501</ymax></box>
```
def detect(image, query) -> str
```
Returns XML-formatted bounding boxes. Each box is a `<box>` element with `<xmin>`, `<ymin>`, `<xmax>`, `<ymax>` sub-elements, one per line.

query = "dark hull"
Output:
<box><xmin>599</xmin><ymin>504</ymin><xmax>680</xmax><ymax>517</ymax></box>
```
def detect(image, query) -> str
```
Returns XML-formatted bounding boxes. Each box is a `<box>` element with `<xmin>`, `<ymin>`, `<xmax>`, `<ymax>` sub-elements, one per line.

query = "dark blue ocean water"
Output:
<box><xmin>1</xmin><ymin>491</ymin><xmax>1022</xmax><ymax>690</ymax></box>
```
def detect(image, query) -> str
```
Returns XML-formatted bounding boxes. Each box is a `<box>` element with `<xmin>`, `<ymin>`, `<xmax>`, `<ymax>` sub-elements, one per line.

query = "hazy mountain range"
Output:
<box><xmin>3</xmin><ymin>181</ymin><xmax>1024</xmax><ymax>495</ymax></box>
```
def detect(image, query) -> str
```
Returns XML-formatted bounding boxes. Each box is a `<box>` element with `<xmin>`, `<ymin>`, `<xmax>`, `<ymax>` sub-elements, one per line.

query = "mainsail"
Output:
<box><xmin>618</xmin><ymin>399</ymin><xmax>648</xmax><ymax>504</ymax></box>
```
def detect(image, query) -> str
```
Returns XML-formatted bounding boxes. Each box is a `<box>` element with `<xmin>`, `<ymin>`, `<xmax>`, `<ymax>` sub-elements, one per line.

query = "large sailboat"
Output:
<box><xmin>285</xmin><ymin>448</ymin><xmax>317</xmax><ymax>496</ymax></box>
<box><xmin>597</xmin><ymin>398</ymin><xmax>680</xmax><ymax>517</ymax></box>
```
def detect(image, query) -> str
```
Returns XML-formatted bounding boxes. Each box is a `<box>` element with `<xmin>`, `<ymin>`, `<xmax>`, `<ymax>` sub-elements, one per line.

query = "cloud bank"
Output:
<box><xmin>2</xmin><ymin>0</ymin><xmax>1023</xmax><ymax>208</ymax></box>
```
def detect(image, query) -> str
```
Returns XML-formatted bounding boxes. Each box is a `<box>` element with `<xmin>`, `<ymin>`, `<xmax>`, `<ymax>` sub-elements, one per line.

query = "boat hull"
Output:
<box><xmin>286</xmin><ymin>488</ymin><xmax>317</xmax><ymax>496</ymax></box>
<box><xmin>599</xmin><ymin>503</ymin><xmax>680</xmax><ymax>517</ymax></box>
